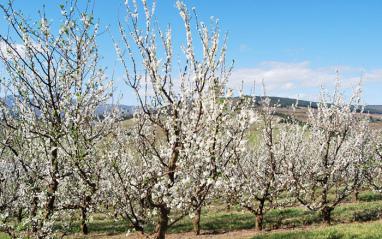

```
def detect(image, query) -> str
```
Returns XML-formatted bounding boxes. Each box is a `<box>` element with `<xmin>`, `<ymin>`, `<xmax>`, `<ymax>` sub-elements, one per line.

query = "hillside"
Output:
<box><xmin>2</xmin><ymin>95</ymin><xmax>381</xmax><ymax>118</ymax></box>
<box><xmin>252</xmin><ymin>96</ymin><xmax>382</xmax><ymax>114</ymax></box>
<box><xmin>364</xmin><ymin>105</ymin><xmax>382</xmax><ymax>114</ymax></box>
<box><xmin>1</xmin><ymin>95</ymin><xmax>136</xmax><ymax>119</ymax></box>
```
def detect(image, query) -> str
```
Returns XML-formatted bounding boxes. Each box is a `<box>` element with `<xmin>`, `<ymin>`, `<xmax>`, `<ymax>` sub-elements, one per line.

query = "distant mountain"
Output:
<box><xmin>1</xmin><ymin>95</ymin><xmax>136</xmax><ymax>117</ymax></box>
<box><xmin>245</xmin><ymin>96</ymin><xmax>382</xmax><ymax>114</ymax></box>
<box><xmin>252</xmin><ymin>96</ymin><xmax>318</xmax><ymax>109</ymax></box>
<box><xmin>95</xmin><ymin>104</ymin><xmax>135</xmax><ymax>116</ymax></box>
<box><xmin>2</xmin><ymin>95</ymin><xmax>381</xmax><ymax>118</ymax></box>
<box><xmin>363</xmin><ymin>105</ymin><xmax>382</xmax><ymax>114</ymax></box>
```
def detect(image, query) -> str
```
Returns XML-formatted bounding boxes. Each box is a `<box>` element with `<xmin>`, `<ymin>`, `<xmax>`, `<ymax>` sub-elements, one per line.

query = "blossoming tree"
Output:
<box><xmin>285</xmin><ymin>79</ymin><xmax>370</xmax><ymax>225</ymax></box>
<box><xmin>365</xmin><ymin>130</ymin><xmax>382</xmax><ymax>196</ymax></box>
<box><xmin>112</xmin><ymin>0</ymin><xmax>251</xmax><ymax>238</ymax></box>
<box><xmin>0</xmin><ymin>0</ymin><xmax>118</xmax><ymax>237</ymax></box>
<box><xmin>222</xmin><ymin>97</ymin><xmax>291</xmax><ymax>231</ymax></box>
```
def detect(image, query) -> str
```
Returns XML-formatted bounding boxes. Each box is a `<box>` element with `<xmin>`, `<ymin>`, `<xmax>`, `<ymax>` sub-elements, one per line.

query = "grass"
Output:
<box><xmin>83</xmin><ymin>199</ymin><xmax>382</xmax><ymax>236</ymax></box>
<box><xmin>251</xmin><ymin>221</ymin><xmax>382</xmax><ymax>239</ymax></box>
<box><xmin>0</xmin><ymin>234</ymin><xmax>9</xmax><ymax>239</ymax></box>
<box><xmin>1</xmin><ymin>192</ymin><xmax>381</xmax><ymax>238</ymax></box>
<box><xmin>356</xmin><ymin>190</ymin><xmax>382</xmax><ymax>202</ymax></box>
<box><xmin>83</xmin><ymin>206</ymin><xmax>256</xmax><ymax>235</ymax></box>
<box><xmin>71</xmin><ymin>213</ymin><xmax>131</xmax><ymax>234</ymax></box>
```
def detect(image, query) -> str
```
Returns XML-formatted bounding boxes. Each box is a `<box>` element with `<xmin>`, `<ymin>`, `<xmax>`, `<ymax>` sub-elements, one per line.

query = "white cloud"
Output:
<box><xmin>0</xmin><ymin>41</ymin><xmax>27</xmax><ymax>60</ymax></box>
<box><xmin>363</xmin><ymin>69</ymin><xmax>382</xmax><ymax>82</ymax></box>
<box><xmin>239</xmin><ymin>44</ymin><xmax>252</xmax><ymax>53</ymax></box>
<box><xmin>226</xmin><ymin>61</ymin><xmax>382</xmax><ymax>102</ymax></box>
<box><xmin>115</xmin><ymin>61</ymin><xmax>382</xmax><ymax>105</ymax></box>
<box><xmin>229</xmin><ymin>61</ymin><xmax>331</xmax><ymax>90</ymax></box>
<box><xmin>276</xmin><ymin>93</ymin><xmax>314</xmax><ymax>101</ymax></box>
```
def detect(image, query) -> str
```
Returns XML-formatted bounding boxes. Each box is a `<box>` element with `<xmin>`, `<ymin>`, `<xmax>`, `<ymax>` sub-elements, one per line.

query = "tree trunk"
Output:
<box><xmin>226</xmin><ymin>203</ymin><xmax>230</xmax><ymax>212</ymax></box>
<box><xmin>43</xmin><ymin>142</ymin><xmax>59</xmax><ymax>220</ymax></box>
<box><xmin>255</xmin><ymin>214</ymin><xmax>264</xmax><ymax>231</ymax></box>
<box><xmin>135</xmin><ymin>226</ymin><xmax>145</xmax><ymax>239</ymax></box>
<box><xmin>31</xmin><ymin>196</ymin><xmax>38</xmax><ymax>233</ymax></box>
<box><xmin>255</xmin><ymin>199</ymin><xmax>265</xmax><ymax>231</ymax></box>
<box><xmin>153</xmin><ymin>206</ymin><xmax>170</xmax><ymax>239</ymax></box>
<box><xmin>193</xmin><ymin>207</ymin><xmax>202</xmax><ymax>235</ymax></box>
<box><xmin>321</xmin><ymin>206</ymin><xmax>333</xmax><ymax>226</ymax></box>
<box><xmin>226</xmin><ymin>194</ymin><xmax>233</xmax><ymax>212</ymax></box>
<box><xmin>81</xmin><ymin>206</ymin><xmax>88</xmax><ymax>235</ymax></box>
<box><xmin>81</xmin><ymin>194</ymin><xmax>94</xmax><ymax>235</ymax></box>
<box><xmin>352</xmin><ymin>190</ymin><xmax>359</xmax><ymax>203</ymax></box>
<box><xmin>17</xmin><ymin>208</ymin><xmax>23</xmax><ymax>222</ymax></box>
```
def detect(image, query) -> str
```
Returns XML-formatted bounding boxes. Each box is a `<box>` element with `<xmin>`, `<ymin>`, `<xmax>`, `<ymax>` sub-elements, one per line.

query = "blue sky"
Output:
<box><xmin>1</xmin><ymin>0</ymin><xmax>381</xmax><ymax>105</ymax></box>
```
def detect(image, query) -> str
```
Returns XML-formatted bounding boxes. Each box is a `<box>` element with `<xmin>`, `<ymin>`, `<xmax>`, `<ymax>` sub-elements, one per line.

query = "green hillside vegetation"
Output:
<box><xmin>364</xmin><ymin>105</ymin><xmax>382</xmax><ymax>114</ymax></box>
<box><xmin>241</xmin><ymin>96</ymin><xmax>382</xmax><ymax>114</ymax></box>
<box><xmin>254</xmin><ymin>96</ymin><xmax>318</xmax><ymax>109</ymax></box>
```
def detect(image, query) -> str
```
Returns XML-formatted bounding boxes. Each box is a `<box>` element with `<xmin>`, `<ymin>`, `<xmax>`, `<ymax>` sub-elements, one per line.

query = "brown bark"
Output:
<box><xmin>17</xmin><ymin>208</ymin><xmax>23</xmax><ymax>222</ymax></box>
<box><xmin>37</xmin><ymin>144</ymin><xmax>59</xmax><ymax>238</ymax></box>
<box><xmin>255</xmin><ymin>199</ymin><xmax>265</xmax><ymax>231</ymax></box>
<box><xmin>81</xmin><ymin>194</ymin><xmax>93</xmax><ymax>235</ymax></box>
<box><xmin>352</xmin><ymin>190</ymin><xmax>359</xmax><ymax>203</ymax></box>
<box><xmin>153</xmin><ymin>206</ymin><xmax>170</xmax><ymax>239</ymax></box>
<box><xmin>43</xmin><ymin>142</ymin><xmax>59</xmax><ymax>220</ymax></box>
<box><xmin>226</xmin><ymin>203</ymin><xmax>230</xmax><ymax>212</ymax></box>
<box><xmin>80</xmin><ymin>206</ymin><xmax>88</xmax><ymax>235</ymax></box>
<box><xmin>255</xmin><ymin>214</ymin><xmax>264</xmax><ymax>231</ymax></box>
<box><xmin>322</xmin><ymin>206</ymin><xmax>333</xmax><ymax>226</ymax></box>
<box><xmin>31</xmin><ymin>196</ymin><xmax>38</xmax><ymax>233</ymax></box>
<box><xmin>135</xmin><ymin>226</ymin><xmax>145</xmax><ymax>239</ymax></box>
<box><xmin>193</xmin><ymin>207</ymin><xmax>202</xmax><ymax>235</ymax></box>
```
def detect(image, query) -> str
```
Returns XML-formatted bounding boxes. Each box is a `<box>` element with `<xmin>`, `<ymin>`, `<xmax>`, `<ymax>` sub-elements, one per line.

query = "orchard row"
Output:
<box><xmin>0</xmin><ymin>1</ymin><xmax>380</xmax><ymax>239</ymax></box>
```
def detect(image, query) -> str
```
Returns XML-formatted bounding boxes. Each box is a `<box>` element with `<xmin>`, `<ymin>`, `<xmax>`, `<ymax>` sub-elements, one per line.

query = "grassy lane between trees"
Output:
<box><xmin>1</xmin><ymin>191</ymin><xmax>381</xmax><ymax>238</ymax></box>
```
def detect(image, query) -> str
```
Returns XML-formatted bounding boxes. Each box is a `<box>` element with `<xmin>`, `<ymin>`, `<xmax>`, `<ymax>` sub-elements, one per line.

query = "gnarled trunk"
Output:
<box><xmin>31</xmin><ymin>196</ymin><xmax>38</xmax><ymax>233</ymax></box>
<box><xmin>45</xmin><ymin>142</ymin><xmax>59</xmax><ymax>217</ymax></box>
<box><xmin>80</xmin><ymin>177</ymin><xmax>97</xmax><ymax>235</ymax></box>
<box><xmin>17</xmin><ymin>208</ymin><xmax>23</xmax><ymax>222</ymax></box>
<box><xmin>135</xmin><ymin>226</ymin><xmax>145</xmax><ymax>239</ymax></box>
<box><xmin>39</xmin><ymin>143</ymin><xmax>59</xmax><ymax>238</ymax></box>
<box><xmin>154</xmin><ymin>206</ymin><xmax>170</xmax><ymax>239</ymax></box>
<box><xmin>352</xmin><ymin>190</ymin><xmax>359</xmax><ymax>203</ymax></box>
<box><xmin>255</xmin><ymin>199</ymin><xmax>265</xmax><ymax>231</ymax></box>
<box><xmin>255</xmin><ymin>214</ymin><xmax>264</xmax><ymax>231</ymax></box>
<box><xmin>80</xmin><ymin>207</ymin><xmax>88</xmax><ymax>235</ymax></box>
<box><xmin>81</xmin><ymin>194</ymin><xmax>93</xmax><ymax>235</ymax></box>
<box><xmin>44</xmin><ymin>144</ymin><xmax>59</xmax><ymax>219</ymax></box>
<box><xmin>321</xmin><ymin>206</ymin><xmax>334</xmax><ymax>226</ymax></box>
<box><xmin>226</xmin><ymin>203</ymin><xmax>230</xmax><ymax>212</ymax></box>
<box><xmin>193</xmin><ymin>207</ymin><xmax>202</xmax><ymax>235</ymax></box>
